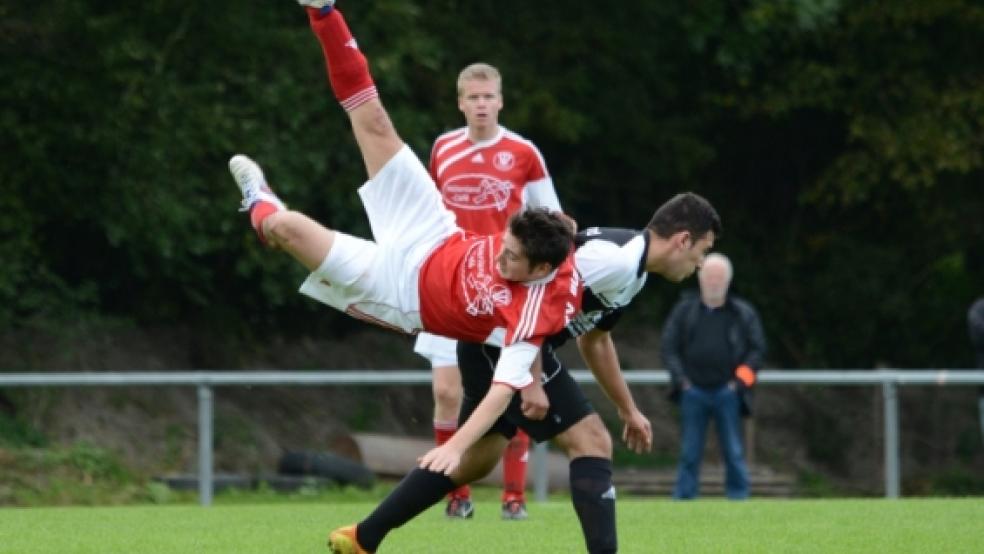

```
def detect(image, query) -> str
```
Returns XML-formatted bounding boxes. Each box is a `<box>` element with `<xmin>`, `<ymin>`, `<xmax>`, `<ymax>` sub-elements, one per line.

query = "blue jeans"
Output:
<box><xmin>673</xmin><ymin>384</ymin><xmax>749</xmax><ymax>500</ymax></box>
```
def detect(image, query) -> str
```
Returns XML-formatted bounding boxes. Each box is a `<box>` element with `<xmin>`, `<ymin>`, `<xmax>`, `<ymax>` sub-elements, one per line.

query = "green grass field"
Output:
<box><xmin>1</xmin><ymin>497</ymin><xmax>981</xmax><ymax>553</ymax></box>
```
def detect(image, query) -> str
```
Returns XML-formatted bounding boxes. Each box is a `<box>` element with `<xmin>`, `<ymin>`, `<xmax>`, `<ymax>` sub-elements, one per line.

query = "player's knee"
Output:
<box><xmin>432</xmin><ymin>380</ymin><xmax>462</xmax><ymax>411</ymax></box>
<box><xmin>561</xmin><ymin>415</ymin><xmax>612</xmax><ymax>459</ymax></box>
<box><xmin>453</xmin><ymin>437</ymin><xmax>507</xmax><ymax>483</ymax></box>
<box><xmin>585</xmin><ymin>417</ymin><xmax>613</xmax><ymax>456</ymax></box>
<box><xmin>356</xmin><ymin>104</ymin><xmax>397</xmax><ymax>139</ymax></box>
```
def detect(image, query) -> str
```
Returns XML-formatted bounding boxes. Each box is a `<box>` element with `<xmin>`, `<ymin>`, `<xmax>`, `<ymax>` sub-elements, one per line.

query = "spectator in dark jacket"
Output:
<box><xmin>969</xmin><ymin>297</ymin><xmax>984</xmax><ymax>370</ymax></box>
<box><xmin>968</xmin><ymin>297</ymin><xmax>984</xmax><ymax>443</ymax></box>
<box><xmin>660</xmin><ymin>253</ymin><xmax>766</xmax><ymax>500</ymax></box>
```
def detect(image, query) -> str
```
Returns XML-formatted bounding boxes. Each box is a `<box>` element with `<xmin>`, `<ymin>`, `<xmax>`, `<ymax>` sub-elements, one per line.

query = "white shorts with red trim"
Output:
<box><xmin>299</xmin><ymin>145</ymin><xmax>458</xmax><ymax>334</ymax></box>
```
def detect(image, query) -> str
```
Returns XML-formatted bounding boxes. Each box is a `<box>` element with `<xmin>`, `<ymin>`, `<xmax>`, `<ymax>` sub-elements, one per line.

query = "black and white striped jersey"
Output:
<box><xmin>550</xmin><ymin>227</ymin><xmax>649</xmax><ymax>346</ymax></box>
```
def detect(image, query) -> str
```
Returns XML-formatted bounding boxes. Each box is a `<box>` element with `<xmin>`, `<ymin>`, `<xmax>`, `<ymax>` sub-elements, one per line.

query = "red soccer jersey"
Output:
<box><xmin>418</xmin><ymin>233</ymin><xmax>582</xmax><ymax>348</ymax></box>
<box><xmin>429</xmin><ymin>126</ymin><xmax>561</xmax><ymax>235</ymax></box>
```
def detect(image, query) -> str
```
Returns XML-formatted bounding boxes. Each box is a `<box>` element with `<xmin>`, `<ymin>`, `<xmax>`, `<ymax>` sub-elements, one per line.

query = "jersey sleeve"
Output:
<box><xmin>524</xmin><ymin>177</ymin><xmax>562</xmax><ymax>212</ymax></box>
<box><xmin>521</xmin><ymin>143</ymin><xmax>562</xmax><ymax>212</ymax></box>
<box><xmin>575</xmin><ymin>238</ymin><xmax>641</xmax><ymax>294</ymax></box>
<box><xmin>492</xmin><ymin>341</ymin><xmax>539</xmax><ymax>389</ymax></box>
<box><xmin>428</xmin><ymin>139</ymin><xmax>440</xmax><ymax>182</ymax></box>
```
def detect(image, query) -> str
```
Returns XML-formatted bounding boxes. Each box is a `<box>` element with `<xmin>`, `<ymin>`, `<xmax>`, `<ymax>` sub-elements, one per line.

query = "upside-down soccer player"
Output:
<box><xmin>232</xmin><ymin>2</ymin><xmax>721</xmax><ymax>553</ymax></box>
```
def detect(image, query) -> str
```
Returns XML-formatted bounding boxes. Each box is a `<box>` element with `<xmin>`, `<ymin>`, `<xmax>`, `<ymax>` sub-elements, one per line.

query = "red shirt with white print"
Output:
<box><xmin>429</xmin><ymin>126</ymin><xmax>561</xmax><ymax>235</ymax></box>
<box><xmin>418</xmin><ymin>232</ymin><xmax>582</xmax><ymax>388</ymax></box>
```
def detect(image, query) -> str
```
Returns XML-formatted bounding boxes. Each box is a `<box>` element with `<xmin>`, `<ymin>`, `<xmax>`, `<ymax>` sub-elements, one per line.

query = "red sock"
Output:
<box><xmin>502</xmin><ymin>429</ymin><xmax>530</xmax><ymax>502</ymax></box>
<box><xmin>434</xmin><ymin>421</ymin><xmax>470</xmax><ymax>499</ymax></box>
<box><xmin>249</xmin><ymin>201</ymin><xmax>279</xmax><ymax>244</ymax></box>
<box><xmin>306</xmin><ymin>7</ymin><xmax>378</xmax><ymax>111</ymax></box>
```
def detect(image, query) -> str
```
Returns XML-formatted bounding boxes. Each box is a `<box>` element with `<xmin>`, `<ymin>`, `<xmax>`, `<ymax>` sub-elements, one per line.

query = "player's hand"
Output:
<box><xmin>620</xmin><ymin>409</ymin><xmax>653</xmax><ymax>454</ymax></box>
<box><xmin>520</xmin><ymin>382</ymin><xmax>550</xmax><ymax>420</ymax></box>
<box><xmin>418</xmin><ymin>444</ymin><xmax>462</xmax><ymax>476</ymax></box>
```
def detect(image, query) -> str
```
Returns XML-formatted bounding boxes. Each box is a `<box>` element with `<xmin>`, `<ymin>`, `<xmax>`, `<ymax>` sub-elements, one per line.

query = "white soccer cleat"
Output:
<box><xmin>228</xmin><ymin>154</ymin><xmax>285</xmax><ymax>212</ymax></box>
<box><xmin>296</xmin><ymin>0</ymin><xmax>335</xmax><ymax>8</ymax></box>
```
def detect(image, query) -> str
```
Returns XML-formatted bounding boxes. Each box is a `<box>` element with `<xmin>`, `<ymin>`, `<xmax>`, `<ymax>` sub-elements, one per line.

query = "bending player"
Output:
<box><xmin>454</xmin><ymin>198</ymin><xmax>720</xmax><ymax>553</ymax></box>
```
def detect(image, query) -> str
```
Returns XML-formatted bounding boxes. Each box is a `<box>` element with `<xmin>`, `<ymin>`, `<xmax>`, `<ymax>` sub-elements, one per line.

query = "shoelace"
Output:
<box><xmin>233</xmin><ymin>170</ymin><xmax>261</xmax><ymax>212</ymax></box>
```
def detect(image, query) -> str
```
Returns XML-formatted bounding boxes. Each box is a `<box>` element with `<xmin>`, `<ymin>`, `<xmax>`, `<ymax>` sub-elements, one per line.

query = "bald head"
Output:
<box><xmin>698</xmin><ymin>253</ymin><xmax>732</xmax><ymax>308</ymax></box>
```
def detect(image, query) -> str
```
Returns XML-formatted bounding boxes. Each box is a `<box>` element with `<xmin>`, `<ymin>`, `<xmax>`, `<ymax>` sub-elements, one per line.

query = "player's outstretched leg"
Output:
<box><xmin>228</xmin><ymin>154</ymin><xmax>336</xmax><ymax>272</ymax></box>
<box><xmin>229</xmin><ymin>154</ymin><xmax>285</xmax><ymax>240</ymax></box>
<box><xmin>339</xmin><ymin>435</ymin><xmax>506</xmax><ymax>551</ymax></box>
<box><xmin>347</xmin><ymin>468</ymin><xmax>458</xmax><ymax>552</ymax></box>
<box><xmin>298</xmin><ymin>0</ymin><xmax>402</xmax><ymax>178</ymax></box>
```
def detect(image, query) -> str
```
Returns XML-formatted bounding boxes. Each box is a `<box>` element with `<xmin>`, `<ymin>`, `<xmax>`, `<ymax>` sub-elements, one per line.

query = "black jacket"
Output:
<box><xmin>969</xmin><ymin>297</ymin><xmax>984</xmax><ymax>369</ymax></box>
<box><xmin>660</xmin><ymin>290</ymin><xmax>767</xmax><ymax>416</ymax></box>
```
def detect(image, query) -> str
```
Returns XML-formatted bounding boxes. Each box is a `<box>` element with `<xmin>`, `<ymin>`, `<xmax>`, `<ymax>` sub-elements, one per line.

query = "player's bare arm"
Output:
<box><xmin>576</xmin><ymin>328</ymin><xmax>653</xmax><ymax>453</ymax></box>
<box><xmin>418</xmin><ymin>383</ymin><xmax>514</xmax><ymax>475</ymax></box>
<box><xmin>418</xmin><ymin>337</ymin><xmax>546</xmax><ymax>474</ymax></box>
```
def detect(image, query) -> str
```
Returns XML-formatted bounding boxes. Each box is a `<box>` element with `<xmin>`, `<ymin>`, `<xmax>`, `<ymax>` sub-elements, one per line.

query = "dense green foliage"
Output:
<box><xmin>3</xmin><ymin>1</ymin><xmax>983</xmax><ymax>367</ymax></box>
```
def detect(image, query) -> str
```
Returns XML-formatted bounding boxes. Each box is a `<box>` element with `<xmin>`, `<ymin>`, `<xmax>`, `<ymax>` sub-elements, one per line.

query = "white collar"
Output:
<box><xmin>469</xmin><ymin>126</ymin><xmax>504</xmax><ymax>148</ymax></box>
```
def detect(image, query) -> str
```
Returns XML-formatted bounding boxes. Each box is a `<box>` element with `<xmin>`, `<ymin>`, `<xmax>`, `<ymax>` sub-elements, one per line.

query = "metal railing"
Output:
<box><xmin>2</xmin><ymin>369</ymin><xmax>983</xmax><ymax>505</ymax></box>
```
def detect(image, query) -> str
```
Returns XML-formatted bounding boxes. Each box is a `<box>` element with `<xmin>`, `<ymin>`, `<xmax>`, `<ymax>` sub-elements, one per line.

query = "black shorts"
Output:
<box><xmin>456</xmin><ymin>342</ymin><xmax>595</xmax><ymax>443</ymax></box>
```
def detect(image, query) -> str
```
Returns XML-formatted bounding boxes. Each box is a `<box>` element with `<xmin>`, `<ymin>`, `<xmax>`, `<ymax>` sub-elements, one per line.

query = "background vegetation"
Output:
<box><xmin>3</xmin><ymin>0</ymin><xmax>982</xmax><ymax>367</ymax></box>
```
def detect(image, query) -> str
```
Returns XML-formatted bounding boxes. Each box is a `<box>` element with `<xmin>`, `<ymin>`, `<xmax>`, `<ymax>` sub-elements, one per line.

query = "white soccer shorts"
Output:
<box><xmin>299</xmin><ymin>145</ymin><xmax>458</xmax><ymax>333</ymax></box>
<box><xmin>413</xmin><ymin>332</ymin><xmax>458</xmax><ymax>368</ymax></box>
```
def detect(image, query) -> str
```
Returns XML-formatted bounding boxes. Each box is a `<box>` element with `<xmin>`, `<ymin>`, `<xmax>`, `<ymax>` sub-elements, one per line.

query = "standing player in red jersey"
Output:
<box><xmin>414</xmin><ymin>62</ymin><xmax>567</xmax><ymax>521</ymax></box>
<box><xmin>227</xmin><ymin>0</ymin><xmax>581</xmax><ymax>483</ymax></box>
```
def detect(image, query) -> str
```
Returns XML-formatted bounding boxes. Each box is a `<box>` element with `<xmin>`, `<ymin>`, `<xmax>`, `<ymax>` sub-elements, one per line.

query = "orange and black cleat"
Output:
<box><xmin>327</xmin><ymin>524</ymin><xmax>371</xmax><ymax>554</ymax></box>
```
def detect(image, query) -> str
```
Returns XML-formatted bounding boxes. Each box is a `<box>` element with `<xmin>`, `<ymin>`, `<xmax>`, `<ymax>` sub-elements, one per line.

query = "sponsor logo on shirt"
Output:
<box><xmin>442</xmin><ymin>173</ymin><xmax>514</xmax><ymax>211</ymax></box>
<box><xmin>461</xmin><ymin>239</ymin><xmax>512</xmax><ymax>316</ymax></box>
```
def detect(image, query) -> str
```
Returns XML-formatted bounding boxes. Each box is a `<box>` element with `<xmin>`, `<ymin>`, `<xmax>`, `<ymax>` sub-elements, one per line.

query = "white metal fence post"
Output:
<box><xmin>882</xmin><ymin>379</ymin><xmax>900</xmax><ymax>498</ymax></box>
<box><xmin>532</xmin><ymin>441</ymin><xmax>549</xmax><ymax>502</ymax></box>
<box><xmin>197</xmin><ymin>383</ymin><xmax>214</xmax><ymax>507</ymax></box>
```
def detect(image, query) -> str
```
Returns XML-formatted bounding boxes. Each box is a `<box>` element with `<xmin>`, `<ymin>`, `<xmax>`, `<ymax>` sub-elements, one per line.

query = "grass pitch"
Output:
<box><xmin>1</xmin><ymin>497</ymin><xmax>981</xmax><ymax>553</ymax></box>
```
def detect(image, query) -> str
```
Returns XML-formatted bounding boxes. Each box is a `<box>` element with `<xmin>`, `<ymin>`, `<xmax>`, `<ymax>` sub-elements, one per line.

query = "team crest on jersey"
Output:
<box><xmin>461</xmin><ymin>239</ymin><xmax>513</xmax><ymax>316</ymax></box>
<box><xmin>442</xmin><ymin>174</ymin><xmax>514</xmax><ymax>211</ymax></box>
<box><xmin>493</xmin><ymin>151</ymin><xmax>515</xmax><ymax>171</ymax></box>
